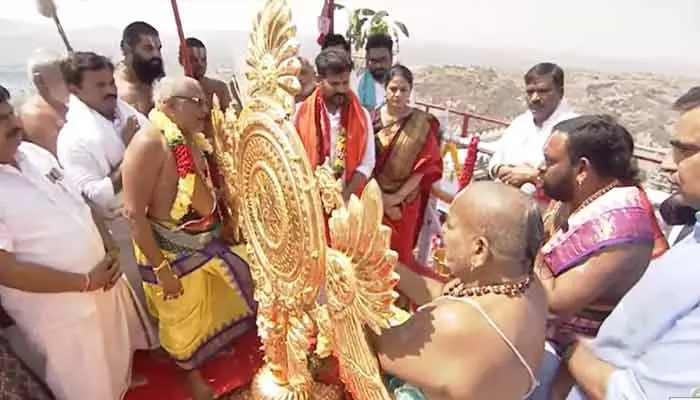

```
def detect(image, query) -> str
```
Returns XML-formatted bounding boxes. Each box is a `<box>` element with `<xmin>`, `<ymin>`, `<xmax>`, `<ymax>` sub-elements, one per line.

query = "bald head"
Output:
<box><xmin>451</xmin><ymin>182</ymin><xmax>544</xmax><ymax>270</ymax></box>
<box><xmin>27</xmin><ymin>48</ymin><xmax>69</xmax><ymax>108</ymax></box>
<box><xmin>153</xmin><ymin>76</ymin><xmax>203</xmax><ymax>107</ymax></box>
<box><xmin>152</xmin><ymin>76</ymin><xmax>208</xmax><ymax>134</ymax></box>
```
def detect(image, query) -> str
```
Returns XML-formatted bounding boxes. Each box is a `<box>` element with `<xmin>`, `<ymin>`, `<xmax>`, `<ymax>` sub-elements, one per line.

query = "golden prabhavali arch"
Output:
<box><xmin>210</xmin><ymin>0</ymin><xmax>400</xmax><ymax>398</ymax></box>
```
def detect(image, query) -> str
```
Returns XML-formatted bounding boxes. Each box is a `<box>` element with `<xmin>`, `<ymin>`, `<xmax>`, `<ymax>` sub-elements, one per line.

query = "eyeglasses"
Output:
<box><xmin>172</xmin><ymin>95</ymin><xmax>207</xmax><ymax>107</ymax></box>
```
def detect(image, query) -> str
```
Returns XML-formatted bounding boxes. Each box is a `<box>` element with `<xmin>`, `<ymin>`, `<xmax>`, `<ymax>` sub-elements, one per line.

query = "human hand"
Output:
<box><xmin>121</xmin><ymin>116</ymin><xmax>140</xmax><ymax>144</ymax></box>
<box><xmin>501</xmin><ymin>165</ymin><xmax>539</xmax><ymax>187</ymax></box>
<box><xmin>157</xmin><ymin>269</ymin><xmax>184</xmax><ymax>301</ymax></box>
<box><xmin>88</xmin><ymin>253</ymin><xmax>121</xmax><ymax>291</ymax></box>
<box><xmin>382</xmin><ymin>193</ymin><xmax>402</xmax><ymax>208</ymax></box>
<box><xmin>385</xmin><ymin>205</ymin><xmax>402</xmax><ymax>220</ymax></box>
<box><xmin>404</xmin><ymin>188</ymin><xmax>420</xmax><ymax>204</ymax></box>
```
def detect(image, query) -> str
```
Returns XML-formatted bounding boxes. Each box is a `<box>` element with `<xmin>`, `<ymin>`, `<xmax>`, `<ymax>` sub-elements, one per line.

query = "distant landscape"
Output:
<box><xmin>3</xmin><ymin>18</ymin><xmax>698</xmax><ymax>152</ymax></box>
<box><xmin>414</xmin><ymin>65</ymin><xmax>698</xmax><ymax>149</ymax></box>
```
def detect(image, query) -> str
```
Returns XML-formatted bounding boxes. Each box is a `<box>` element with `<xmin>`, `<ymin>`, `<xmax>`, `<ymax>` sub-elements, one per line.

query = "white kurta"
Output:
<box><xmin>486</xmin><ymin>99</ymin><xmax>578</xmax><ymax>195</ymax></box>
<box><xmin>0</xmin><ymin>142</ymin><xmax>151</xmax><ymax>400</ymax></box>
<box><xmin>488</xmin><ymin>99</ymin><xmax>578</xmax><ymax>174</ymax></box>
<box><xmin>57</xmin><ymin>95</ymin><xmax>151</xmax><ymax>314</ymax></box>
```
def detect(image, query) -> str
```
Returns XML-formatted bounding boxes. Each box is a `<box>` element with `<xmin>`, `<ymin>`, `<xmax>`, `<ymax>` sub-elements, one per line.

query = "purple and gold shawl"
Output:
<box><xmin>541</xmin><ymin>186</ymin><xmax>654</xmax><ymax>277</ymax></box>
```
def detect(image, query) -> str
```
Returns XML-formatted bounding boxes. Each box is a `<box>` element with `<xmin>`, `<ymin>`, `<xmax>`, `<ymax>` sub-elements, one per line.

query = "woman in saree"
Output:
<box><xmin>373</xmin><ymin>65</ymin><xmax>444</xmax><ymax>288</ymax></box>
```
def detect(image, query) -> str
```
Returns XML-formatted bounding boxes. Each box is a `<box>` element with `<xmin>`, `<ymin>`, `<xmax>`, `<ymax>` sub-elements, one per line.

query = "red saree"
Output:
<box><xmin>374</xmin><ymin>109</ymin><xmax>443</xmax><ymax>268</ymax></box>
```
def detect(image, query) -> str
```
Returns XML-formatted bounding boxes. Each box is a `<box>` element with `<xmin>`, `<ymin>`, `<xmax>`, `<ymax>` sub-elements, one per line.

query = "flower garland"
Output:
<box><xmin>458</xmin><ymin>134</ymin><xmax>480</xmax><ymax>190</ymax></box>
<box><xmin>441</xmin><ymin>141</ymin><xmax>462</xmax><ymax>180</ymax></box>
<box><xmin>332</xmin><ymin>127</ymin><xmax>347</xmax><ymax>179</ymax></box>
<box><xmin>148</xmin><ymin>109</ymin><xmax>213</xmax><ymax>221</ymax></box>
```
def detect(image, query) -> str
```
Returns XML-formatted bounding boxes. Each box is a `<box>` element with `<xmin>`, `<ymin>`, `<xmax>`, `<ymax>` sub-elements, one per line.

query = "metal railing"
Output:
<box><xmin>415</xmin><ymin>100</ymin><xmax>671</xmax><ymax>204</ymax></box>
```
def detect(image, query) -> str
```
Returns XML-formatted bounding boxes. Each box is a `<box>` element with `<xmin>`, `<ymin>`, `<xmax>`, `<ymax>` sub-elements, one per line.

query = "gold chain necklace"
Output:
<box><xmin>442</xmin><ymin>273</ymin><xmax>534</xmax><ymax>298</ymax></box>
<box><xmin>569</xmin><ymin>180</ymin><xmax>619</xmax><ymax>216</ymax></box>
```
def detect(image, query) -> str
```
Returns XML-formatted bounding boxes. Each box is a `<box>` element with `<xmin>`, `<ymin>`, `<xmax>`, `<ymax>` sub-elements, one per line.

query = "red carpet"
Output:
<box><xmin>124</xmin><ymin>330</ymin><xmax>348</xmax><ymax>400</ymax></box>
<box><xmin>124</xmin><ymin>330</ymin><xmax>263</xmax><ymax>400</ymax></box>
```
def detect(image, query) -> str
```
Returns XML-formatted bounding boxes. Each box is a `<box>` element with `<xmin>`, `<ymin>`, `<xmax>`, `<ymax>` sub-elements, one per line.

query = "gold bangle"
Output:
<box><xmin>153</xmin><ymin>259</ymin><xmax>172</xmax><ymax>274</ymax></box>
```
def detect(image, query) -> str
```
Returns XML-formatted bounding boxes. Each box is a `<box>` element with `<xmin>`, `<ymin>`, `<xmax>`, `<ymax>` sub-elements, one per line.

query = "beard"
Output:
<box><xmin>191</xmin><ymin>66</ymin><xmax>205</xmax><ymax>81</ymax></box>
<box><xmin>325</xmin><ymin>92</ymin><xmax>348</xmax><ymax>107</ymax></box>
<box><xmin>132</xmin><ymin>54</ymin><xmax>165</xmax><ymax>85</ymax></box>
<box><xmin>542</xmin><ymin>178</ymin><xmax>575</xmax><ymax>202</ymax></box>
<box><xmin>369</xmin><ymin>68</ymin><xmax>387</xmax><ymax>83</ymax></box>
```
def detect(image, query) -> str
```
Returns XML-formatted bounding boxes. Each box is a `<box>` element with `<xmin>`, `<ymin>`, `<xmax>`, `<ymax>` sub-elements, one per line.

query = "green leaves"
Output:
<box><xmin>335</xmin><ymin>3</ymin><xmax>409</xmax><ymax>52</ymax></box>
<box><xmin>393</xmin><ymin>21</ymin><xmax>409</xmax><ymax>38</ymax></box>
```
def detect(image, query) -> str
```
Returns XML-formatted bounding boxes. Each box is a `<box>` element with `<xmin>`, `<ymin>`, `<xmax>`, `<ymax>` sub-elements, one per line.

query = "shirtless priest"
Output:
<box><xmin>178</xmin><ymin>37</ymin><xmax>235</xmax><ymax>112</ymax></box>
<box><xmin>121</xmin><ymin>77</ymin><xmax>256</xmax><ymax>400</ymax></box>
<box><xmin>371</xmin><ymin>181</ymin><xmax>548</xmax><ymax>399</ymax></box>
<box><xmin>115</xmin><ymin>22</ymin><xmax>165</xmax><ymax>115</ymax></box>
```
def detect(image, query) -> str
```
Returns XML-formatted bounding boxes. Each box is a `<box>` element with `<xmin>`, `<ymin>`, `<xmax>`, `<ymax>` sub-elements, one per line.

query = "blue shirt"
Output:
<box><xmin>568</xmin><ymin>213</ymin><xmax>700</xmax><ymax>399</ymax></box>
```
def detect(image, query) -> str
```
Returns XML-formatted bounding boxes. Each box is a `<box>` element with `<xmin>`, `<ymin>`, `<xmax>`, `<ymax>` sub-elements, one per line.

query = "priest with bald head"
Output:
<box><xmin>371</xmin><ymin>181</ymin><xmax>548</xmax><ymax>399</ymax></box>
<box><xmin>121</xmin><ymin>76</ymin><xmax>256</xmax><ymax>400</ymax></box>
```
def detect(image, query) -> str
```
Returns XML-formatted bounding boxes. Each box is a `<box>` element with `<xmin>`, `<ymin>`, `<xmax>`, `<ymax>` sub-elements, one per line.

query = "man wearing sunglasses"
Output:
<box><xmin>121</xmin><ymin>76</ymin><xmax>256</xmax><ymax>400</ymax></box>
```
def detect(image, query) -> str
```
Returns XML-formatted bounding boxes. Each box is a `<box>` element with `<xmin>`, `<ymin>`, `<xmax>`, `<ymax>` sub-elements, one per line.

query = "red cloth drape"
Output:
<box><xmin>380</xmin><ymin>118</ymin><xmax>443</xmax><ymax>267</ymax></box>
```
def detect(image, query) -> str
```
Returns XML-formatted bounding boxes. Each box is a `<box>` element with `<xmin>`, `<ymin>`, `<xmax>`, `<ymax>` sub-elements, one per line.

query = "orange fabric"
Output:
<box><xmin>295</xmin><ymin>88</ymin><xmax>367</xmax><ymax>189</ymax></box>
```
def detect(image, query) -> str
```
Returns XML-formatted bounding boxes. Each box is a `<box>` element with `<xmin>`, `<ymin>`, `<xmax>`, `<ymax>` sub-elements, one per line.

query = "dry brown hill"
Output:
<box><xmin>413</xmin><ymin>65</ymin><xmax>698</xmax><ymax>149</ymax></box>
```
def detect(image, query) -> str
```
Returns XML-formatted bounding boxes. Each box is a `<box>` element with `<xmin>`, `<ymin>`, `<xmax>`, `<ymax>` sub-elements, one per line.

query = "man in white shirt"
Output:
<box><xmin>294</xmin><ymin>47</ymin><xmax>375</xmax><ymax>201</ymax></box>
<box><xmin>0</xmin><ymin>84</ymin><xmax>151</xmax><ymax>399</ymax></box>
<box><xmin>56</xmin><ymin>52</ymin><xmax>152</xmax><ymax>315</ymax></box>
<box><xmin>488</xmin><ymin>63</ymin><xmax>578</xmax><ymax>194</ymax></box>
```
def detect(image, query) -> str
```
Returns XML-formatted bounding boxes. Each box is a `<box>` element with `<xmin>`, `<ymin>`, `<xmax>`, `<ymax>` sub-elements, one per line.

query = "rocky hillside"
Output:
<box><xmin>413</xmin><ymin>65</ymin><xmax>699</xmax><ymax>149</ymax></box>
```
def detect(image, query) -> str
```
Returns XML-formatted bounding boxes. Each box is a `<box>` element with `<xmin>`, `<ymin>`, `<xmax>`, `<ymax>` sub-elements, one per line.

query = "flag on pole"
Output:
<box><xmin>316</xmin><ymin>0</ymin><xmax>334</xmax><ymax>45</ymax></box>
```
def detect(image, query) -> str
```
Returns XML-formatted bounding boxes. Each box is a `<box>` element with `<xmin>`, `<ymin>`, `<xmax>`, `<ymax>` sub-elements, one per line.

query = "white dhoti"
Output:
<box><xmin>108</xmin><ymin>218</ymin><xmax>149</xmax><ymax>307</ymax></box>
<box><xmin>28</xmin><ymin>277</ymin><xmax>154</xmax><ymax>400</ymax></box>
<box><xmin>0</xmin><ymin>142</ymin><xmax>156</xmax><ymax>400</ymax></box>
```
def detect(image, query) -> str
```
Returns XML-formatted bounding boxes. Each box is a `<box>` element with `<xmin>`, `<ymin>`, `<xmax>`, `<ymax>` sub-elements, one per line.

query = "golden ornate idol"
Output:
<box><xmin>210</xmin><ymin>0</ymin><xmax>400</xmax><ymax>399</ymax></box>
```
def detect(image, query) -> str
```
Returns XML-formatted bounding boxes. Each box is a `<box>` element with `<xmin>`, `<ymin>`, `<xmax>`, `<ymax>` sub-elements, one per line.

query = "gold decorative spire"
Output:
<box><xmin>210</xmin><ymin>0</ymin><xmax>399</xmax><ymax>398</ymax></box>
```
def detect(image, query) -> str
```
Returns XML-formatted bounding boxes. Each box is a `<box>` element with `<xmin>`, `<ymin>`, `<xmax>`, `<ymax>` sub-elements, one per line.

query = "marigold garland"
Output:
<box><xmin>148</xmin><ymin>109</ymin><xmax>213</xmax><ymax>221</ymax></box>
<box><xmin>441</xmin><ymin>141</ymin><xmax>461</xmax><ymax>180</ymax></box>
<box><xmin>332</xmin><ymin>128</ymin><xmax>347</xmax><ymax>179</ymax></box>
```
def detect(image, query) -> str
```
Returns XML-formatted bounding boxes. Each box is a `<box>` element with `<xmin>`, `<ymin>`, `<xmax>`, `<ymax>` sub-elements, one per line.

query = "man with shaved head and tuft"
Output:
<box><xmin>372</xmin><ymin>181</ymin><xmax>547</xmax><ymax>399</ymax></box>
<box><xmin>20</xmin><ymin>49</ymin><xmax>69</xmax><ymax>156</ymax></box>
<box><xmin>121</xmin><ymin>76</ymin><xmax>256</xmax><ymax>400</ymax></box>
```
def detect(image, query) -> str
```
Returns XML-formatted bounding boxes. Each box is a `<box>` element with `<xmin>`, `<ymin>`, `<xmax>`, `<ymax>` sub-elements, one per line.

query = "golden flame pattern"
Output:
<box><xmin>210</xmin><ymin>0</ymin><xmax>399</xmax><ymax>399</ymax></box>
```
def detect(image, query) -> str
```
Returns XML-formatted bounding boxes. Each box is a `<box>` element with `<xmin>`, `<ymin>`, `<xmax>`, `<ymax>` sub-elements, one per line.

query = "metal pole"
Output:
<box><xmin>328</xmin><ymin>0</ymin><xmax>335</xmax><ymax>34</ymax></box>
<box><xmin>170</xmin><ymin>0</ymin><xmax>192</xmax><ymax>76</ymax></box>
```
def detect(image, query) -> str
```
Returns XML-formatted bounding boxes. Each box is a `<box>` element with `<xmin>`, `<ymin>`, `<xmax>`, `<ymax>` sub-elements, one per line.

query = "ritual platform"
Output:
<box><xmin>124</xmin><ymin>330</ymin><xmax>346</xmax><ymax>400</ymax></box>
